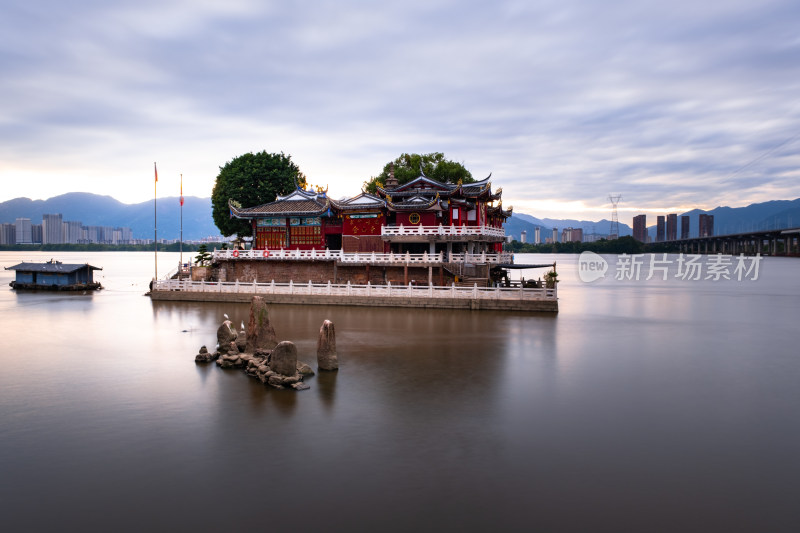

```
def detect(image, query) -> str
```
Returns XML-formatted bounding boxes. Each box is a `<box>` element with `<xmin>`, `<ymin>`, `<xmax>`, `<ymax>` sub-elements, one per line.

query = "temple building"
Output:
<box><xmin>229</xmin><ymin>170</ymin><xmax>510</xmax><ymax>255</ymax></box>
<box><xmin>220</xmin><ymin>170</ymin><xmax>513</xmax><ymax>287</ymax></box>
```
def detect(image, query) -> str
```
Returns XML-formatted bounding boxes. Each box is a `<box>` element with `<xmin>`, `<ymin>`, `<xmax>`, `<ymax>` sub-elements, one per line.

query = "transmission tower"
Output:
<box><xmin>608</xmin><ymin>194</ymin><xmax>622</xmax><ymax>239</ymax></box>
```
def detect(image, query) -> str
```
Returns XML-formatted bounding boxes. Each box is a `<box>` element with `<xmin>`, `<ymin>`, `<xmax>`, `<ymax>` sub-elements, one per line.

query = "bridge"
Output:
<box><xmin>644</xmin><ymin>226</ymin><xmax>800</xmax><ymax>256</ymax></box>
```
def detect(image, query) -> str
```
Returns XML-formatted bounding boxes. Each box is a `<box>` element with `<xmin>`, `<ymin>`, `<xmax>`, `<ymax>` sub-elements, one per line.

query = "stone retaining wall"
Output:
<box><xmin>150</xmin><ymin>290</ymin><xmax>558</xmax><ymax>313</ymax></box>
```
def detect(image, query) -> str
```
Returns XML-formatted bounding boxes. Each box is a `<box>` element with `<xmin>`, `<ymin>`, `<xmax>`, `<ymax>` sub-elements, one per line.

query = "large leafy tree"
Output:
<box><xmin>363</xmin><ymin>152</ymin><xmax>475</xmax><ymax>193</ymax></box>
<box><xmin>211</xmin><ymin>151</ymin><xmax>307</xmax><ymax>237</ymax></box>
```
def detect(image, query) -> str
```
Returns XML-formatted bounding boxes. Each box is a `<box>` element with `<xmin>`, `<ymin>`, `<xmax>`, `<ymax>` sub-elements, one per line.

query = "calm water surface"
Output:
<box><xmin>1</xmin><ymin>251</ymin><xmax>798</xmax><ymax>532</ymax></box>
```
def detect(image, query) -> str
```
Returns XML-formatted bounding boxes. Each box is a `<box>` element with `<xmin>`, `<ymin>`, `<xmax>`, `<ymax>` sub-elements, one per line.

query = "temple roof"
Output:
<box><xmin>229</xmin><ymin>190</ymin><xmax>330</xmax><ymax>218</ymax></box>
<box><xmin>487</xmin><ymin>203</ymin><xmax>513</xmax><ymax>219</ymax></box>
<box><xmin>329</xmin><ymin>191</ymin><xmax>386</xmax><ymax>211</ymax></box>
<box><xmin>377</xmin><ymin>173</ymin><xmax>495</xmax><ymax>201</ymax></box>
<box><xmin>386</xmin><ymin>193</ymin><xmax>443</xmax><ymax>211</ymax></box>
<box><xmin>228</xmin><ymin>173</ymin><xmax>501</xmax><ymax>219</ymax></box>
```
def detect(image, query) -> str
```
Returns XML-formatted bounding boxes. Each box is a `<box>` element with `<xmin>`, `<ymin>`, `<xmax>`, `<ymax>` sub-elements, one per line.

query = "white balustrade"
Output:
<box><xmin>212</xmin><ymin>248</ymin><xmax>513</xmax><ymax>265</ymax></box>
<box><xmin>153</xmin><ymin>279</ymin><xmax>556</xmax><ymax>301</ymax></box>
<box><xmin>381</xmin><ymin>224</ymin><xmax>505</xmax><ymax>238</ymax></box>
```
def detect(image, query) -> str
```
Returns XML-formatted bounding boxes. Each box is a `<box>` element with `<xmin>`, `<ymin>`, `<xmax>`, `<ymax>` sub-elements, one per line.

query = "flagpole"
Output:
<box><xmin>154</xmin><ymin>162</ymin><xmax>158</xmax><ymax>281</ymax></box>
<box><xmin>179</xmin><ymin>173</ymin><xmax>183</xmax><ymax>280</ymax></box>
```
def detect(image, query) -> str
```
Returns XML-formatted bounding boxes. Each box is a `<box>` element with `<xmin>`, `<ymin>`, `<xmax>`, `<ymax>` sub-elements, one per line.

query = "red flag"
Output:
<box><xmin>180</xmin><ymin>174</ymin><xmax>184</xmax><ymax>206</ymax></box>
<box><xmin>154</xmin><ymin>162</ymin><xmax>158</xmax><ymax>182</ymax></box>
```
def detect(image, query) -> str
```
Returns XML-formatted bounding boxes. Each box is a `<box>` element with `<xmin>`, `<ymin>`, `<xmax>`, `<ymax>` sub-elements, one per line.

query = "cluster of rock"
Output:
<box><xmin>194</xmin><ymin>296</ymin><xmax>338</xmax><ymax>391</ymax></box>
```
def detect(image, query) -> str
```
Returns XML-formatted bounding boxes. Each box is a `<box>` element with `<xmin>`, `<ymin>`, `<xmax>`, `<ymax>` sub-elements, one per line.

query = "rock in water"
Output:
<box><xmin>270</xmin><ymin>341</ymin><xmax>298</xmax><ymax>376</ymax></box>
<box><xmin>195</xmin><ymin>345</ymin><xmax>219</xmax><ymax>363</ymax></box>
<box><xmin>236</xmin><ymin>329</ymin><xmax>247</xmax><ymax>352</ymax></box>
<box><xmin>246</xmin><ymin>296</ymin><xmax>278</xmax><ymax>353</ymax></box>
<box><xmin>317</xmin><ymin>319</ymin><xmax>338</xmax><ymax>371</ymax></box>
<box><xmin>297</xmin><ymin>361</ymin><xmax>315</xmax><ymax>376</ymax></box>
<box><xmin>217</xmin><ymin>320</ymin><xmax>237</xmax><ymax>354</ymax></box>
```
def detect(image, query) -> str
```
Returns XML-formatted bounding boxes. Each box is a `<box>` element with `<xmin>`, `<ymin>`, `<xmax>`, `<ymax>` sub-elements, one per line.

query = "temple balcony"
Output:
<box><xmin>212</xmin><ymin>248</ymin><xmax>513</xmax><ymax>265</ymax></box>
<box><xmin>381</xmin><ymin>224</ymin><xmax>506</xmax><ymax>241</ymax></box>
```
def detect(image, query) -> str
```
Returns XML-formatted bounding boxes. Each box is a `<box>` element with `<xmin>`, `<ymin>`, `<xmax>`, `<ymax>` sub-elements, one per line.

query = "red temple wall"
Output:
<box><xmin>343</xmin><ymin>214</ymin><xmax>383</xmax><ymax>236</ymax></box>
<box><xmin>396</xmin><ymin>212</ymin><xmax>438</xmax><ymax>226</ymax></box>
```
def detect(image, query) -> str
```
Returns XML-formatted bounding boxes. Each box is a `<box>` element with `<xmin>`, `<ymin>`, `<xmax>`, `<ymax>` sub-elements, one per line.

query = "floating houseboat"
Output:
<box><xmin>7</xmin><ymin>260</ymin><xmax>102</xmax><ymax>291</ymax></box>
<box><xmin>151</xmin><ymin>170</ymin><xmax>558</xmax><ymax>312</ymax></box>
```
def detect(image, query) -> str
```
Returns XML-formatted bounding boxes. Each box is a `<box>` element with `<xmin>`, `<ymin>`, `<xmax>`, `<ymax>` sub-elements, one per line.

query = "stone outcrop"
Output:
<box><xmin>246</xmin><ymin>296</ymin><xmax>278</xmax><ymax>353</ymax></box>
<box><xmin>270</xmin><ymin>341</ymin><xmax>298</xmax><ymax>376</ymax></box>
<box><xmin>217</xmin><ymin>320</ymin><xmax>237</xmax><ymax>354</ymax></box>
<box><xmin>197</xmin><ymin>304</ymin><xmax>320</xmax><ymax>391</ymax></box>
<box><xmin>236</xmin><ymin>328</ymin><xmax>247</xmax><ymax>352</ymax></box>
<box><xmin>316</xmin><ymin>319</ymin><xmax>338</xmax><ymax>371</ymax></box>
<box><xmin>195</xmin><ymin>345</ymin><xmax>219</xmax><ymax>363</ymax></box>
<box><xmin>297</xmin><ymin>361</ymin><xmax>315</xmax><ymax>376</ymax></box>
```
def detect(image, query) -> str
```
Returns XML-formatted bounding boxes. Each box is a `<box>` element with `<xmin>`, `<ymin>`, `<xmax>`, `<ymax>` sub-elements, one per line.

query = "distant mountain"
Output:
<box><xmin>0</xmin><ymin>193</ymin><xmax>220</xmax><ymax>240</ymax></box>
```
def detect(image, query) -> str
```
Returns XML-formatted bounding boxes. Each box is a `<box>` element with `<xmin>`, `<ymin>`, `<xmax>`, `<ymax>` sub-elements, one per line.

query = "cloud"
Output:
<box><xmin>0</xmin><ymin>0</ymin><xmax>798</xmax><ymax>222</ymax></box>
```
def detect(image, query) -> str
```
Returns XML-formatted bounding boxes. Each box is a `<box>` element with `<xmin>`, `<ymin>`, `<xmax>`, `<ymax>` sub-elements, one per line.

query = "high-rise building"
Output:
<box><xmin>560</xmin><ymin>227</ymin><xmax>583</xmax><ymax>243</ymax></box>
<box><xmin>681</xmin><ymin>216</ymin><xmax>690</xmax><ymax>240</ymax></box>
<box><xmin>86</xmin><ymin>226</ymin><xmax>101</xmax><ymax>243</ymax></box>
<box><xmin>62</xmin><ymin>221</ymin><xmax>83</xmax><ymax>244</ymax></box>
<box><xmin>632</xmin><ymin>214</ymin><xmax>647</xmax><ymax>242</ymax></box>
<box><xmin>0</xmin><ymin>223</ymin><xmax>16</xmax><ymax>244</ymax></box>
<box><xmin>552</xmin><ymin>228</ymin><xmax>558</xmax><ymax>243</ymax></box>
<box><xmin>656</xmin><ymin>216</ymin><xmax>665</xmax><ymax>242</ymax></box>
<box><xmin>534</xmin><ymin>226</ymin><xmax>541</xmax><ymax>244</ymax></box>
<box><xmin>42</xmin><ymin>213</ymin><xmax>64</xmax><ymax>244</ymax></box>
<box><xmin>15</xmin><ymin>218</ymin><xmax>32</xmax><ymax>244</ymax></box>
<box><xmin>118</xmin><ymin>227</ymin><xmax>133</xmax><ymax>243</ymax></box>
<box><xmin>699</xmin><ymin>214</ymin><xmax>714</xmax><ymax>237</ymax></box>
<box><xmin>520</xmin><ymin>230</ymin><xmax>527</xmax><ymax>244</ymax></box>
<box><xmin>666</xmin><ymin>213</ymin><xmax>677</xmax><ymax>241</ymax></box>
<box><xmin>31</xmin><ymin>224</ymin><xmax>42</xmax><ymax>244</ymax></box>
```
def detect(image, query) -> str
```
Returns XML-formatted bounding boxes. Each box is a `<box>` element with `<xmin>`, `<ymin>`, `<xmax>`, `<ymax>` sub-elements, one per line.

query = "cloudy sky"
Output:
<box><xmin>2</xmin><ymin>0</ymin><xmax>798</xmax><ymax>221</ymax></box>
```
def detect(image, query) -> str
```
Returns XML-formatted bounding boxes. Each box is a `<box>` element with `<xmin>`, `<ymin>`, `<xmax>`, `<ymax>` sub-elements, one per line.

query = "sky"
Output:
<box><xmin>1</xmin><ymin>0</ymin><xmax>799</xmax><ymax>222</ymax></box>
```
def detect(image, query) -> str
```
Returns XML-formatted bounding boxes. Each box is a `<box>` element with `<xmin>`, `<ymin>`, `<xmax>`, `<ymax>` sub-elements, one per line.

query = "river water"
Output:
<box><xmin>0</xmin><ymin>251</ymin><xmax>798</xmax><ymax>532</ymax></box>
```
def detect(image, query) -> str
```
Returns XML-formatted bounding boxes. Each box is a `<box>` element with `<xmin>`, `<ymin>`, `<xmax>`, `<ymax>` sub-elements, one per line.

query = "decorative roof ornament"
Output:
<box><xmin>419</xmin><ymin>162</ymin><xmax>426</xmax><ymax>178</ymax></box>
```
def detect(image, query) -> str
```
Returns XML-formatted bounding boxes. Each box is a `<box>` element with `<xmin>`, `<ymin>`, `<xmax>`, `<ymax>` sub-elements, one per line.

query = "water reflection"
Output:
<box><xmin>2</xmin><ymin>251</ymin><xmax>800</xmax><ymax>531</ymax></box>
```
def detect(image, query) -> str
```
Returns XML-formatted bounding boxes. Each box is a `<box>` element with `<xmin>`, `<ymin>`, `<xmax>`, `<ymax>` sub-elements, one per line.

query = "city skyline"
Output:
<box><xmin>1</xmin><ymin>1</ymin><xmax>798</xmax><ymax>223</ymax></box>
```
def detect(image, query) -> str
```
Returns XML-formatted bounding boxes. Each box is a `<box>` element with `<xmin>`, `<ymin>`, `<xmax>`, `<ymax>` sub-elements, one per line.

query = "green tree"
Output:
<box><xmin>211</xmin><ymin>151</ymin><xmax>307</xmax><ymax>237</ymax></box>
<box><xmin>363</xmin><ymin>152</ymin><xmax>476</xmax><ymax>193</ymax></box>
<box><xmin>194</xmin><ymin>244</ymin><xmax>212</xmax><ymax>266</ymax></box>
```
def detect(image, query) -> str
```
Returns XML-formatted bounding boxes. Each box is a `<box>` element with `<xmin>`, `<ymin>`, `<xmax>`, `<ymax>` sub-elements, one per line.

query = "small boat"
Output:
<box><xmin>6</xmin><ymin>259</ymin><xmax>103</xmax><ymax>291</ymax></box>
